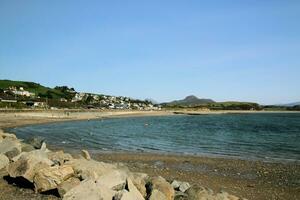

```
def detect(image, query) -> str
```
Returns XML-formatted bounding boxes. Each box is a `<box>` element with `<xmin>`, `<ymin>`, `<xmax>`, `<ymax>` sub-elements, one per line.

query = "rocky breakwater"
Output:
<box><xmin>0</xmin><ymin>129</ymin><xmax>246</xmax><ymax>200</ymax></box>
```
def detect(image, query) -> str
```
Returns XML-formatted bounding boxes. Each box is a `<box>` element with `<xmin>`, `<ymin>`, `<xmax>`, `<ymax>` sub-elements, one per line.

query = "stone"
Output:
<box><xmin>0</xmin><ymin>138</ymin><xmax>22</xmax><ymax>159</ymax></box>
<box><xmin>67</xmin><ymin>158</ymin><xmax>117</xmax><ymax>180</ymax></box>
<box><xmin>58</xmin><ymin>177</ymin><xmax>81</xmax><ymax>197</ymax></box>
<box><xmin>171</xmin><ymin>180</ymin><xmax>181</xmax><ymax>189</ymax></box>
<box><xmin>214</xmin><ymin>191</ymin><xmax>242</xmax><ymax>200</ymax></box>
<box><xmin>21</xmin><ymin>142</ymin><xmax>35</xmax><ymax>152</ymax></box>
<box><xmin>179</xmin><ymin>182</ymin><xmax>190</xmax><ymax>192</ymax></box>
<box><xmin>27</xmin><ymin>136</ymin><xmax>45</xmax><ymax>149</ymax></box>
<box><xmin>0</xmin><ymin>130</ymin><xmax>17</xmax><ymax>140</ymax></box>
<box><xmin>174</xmin><ymin>191</ymin><xmax>188</xmax><ymax>200</ymax></box>
<box><xmin>171</xmin><ymin>180</ymin><xmax>191</xmax><ymax>192</ymax></box>
<box><xmin>149</xmin><ymin>176</ymin><xmax>175</xmax><ymax>200</ymax></box>
<box><xmin>125</xmin><ymin>178</ymin><xmax>144</xmax><ymax>200</ymax></box>
<box><xmin>7</xmin><ymin>149</ymin><xmax>54</xmax><ymax>182</ymax></box>
<box><xmin>63</xmin><ymin>179</ymin><xmax>115</xmax><ymax>200</ymax></box>
<box><xmin>81</xmin><ymin>149</ymin><xmax>91</xmax><ymax>160</ymax></box>
<box><xmin>149</xmin><ymin>189</ymin><xmax>167</xmax><ymax>200</ymax></box>
<box><xmin>95</xmin><ymin>169</ymin><xmax>127</xmax><ymax>190</ymax></box>
<box><xmin>34</xmin><ymin>165</ymin><xmax>74</xmax><ymax>192</ymax></box>
<box><xmin>128</xmin><ymin>172</ymin><xmax>149</xmax><ymax>198</ymax></box>
<box><xmin>47</xmin><ymin>151</ymin><xmax>73</xmax><ymax>166</ymax></box>
<box><xmin>0</xmin><ymin>154</ymin><xmax>9</xmax><ymax>170</ymax></box>
<box><xmin>185</xmin><ymin>185</ymin><xmax>214</xmax><ymax>200</ymax></box>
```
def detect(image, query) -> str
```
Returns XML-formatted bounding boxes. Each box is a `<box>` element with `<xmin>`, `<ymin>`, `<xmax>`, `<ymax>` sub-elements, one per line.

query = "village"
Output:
<box><xmin>0</xmin><ymin>85</ymin><xmax>161</xmax><ymax>111</ymax></box>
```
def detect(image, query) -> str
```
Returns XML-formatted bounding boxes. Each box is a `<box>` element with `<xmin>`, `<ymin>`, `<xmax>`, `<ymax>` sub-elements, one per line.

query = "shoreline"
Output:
<box><xmin>0</xmin><ymin>110</ymin><xmax>300</xmax><ymax>199</ymax></box>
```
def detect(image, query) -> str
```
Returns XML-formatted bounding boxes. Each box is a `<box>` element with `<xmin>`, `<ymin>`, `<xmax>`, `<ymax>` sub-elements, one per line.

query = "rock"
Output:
<box><xmin>58</xmin><ymin>177</ymin><xmax>81</xmax><ymax>197</ymax></box>
<box><xmin>179</xmin><ymin>182</ymin><xmax>190</xmax><ymax>192</ymax></box>
<box><xmin>95</xmin><ymin>169</ymin><xmax>127</xmax><ymax>190</ymax></box>
<box><xmin>63</xmin><ymin>179</ymin><xmax>115</xmax><ymax>200</ymax></box>
<box><xmin>171</xmin><ymin>180</ymin><xmax>181</xmax><ymax>189</ymax></box>
<box><xmin>125</xmin><ymin>178</ymin><xmax>144</xmax><ymax>200</ymax></box>
<box><xmin>81</xmin><ymin>149</ymin><xmax>91</xmax><ymax>160</ymax></box>
<box><xmin>148</xmin><ymin>176</ymin><xmax>175</xmax><ymax>200</ymax></box>
<box><xmin>174</xmin><ymin>191</ymin><xmax>188</xmax><ymax>200</ymax></box>
<box><xmin>215</xmin><ymin>191</ymin><xmax>242</xmax><ymax>200</ymax></box>
<box><xmin>149</xmin><ymin>189</ymin><xmax>167</xmax><ymax>200</ymax></box>
<box><xmin>67</xmin><ymin>158</ymin><xmax>117</xmax><ymax>180</ymax></box>
<box><xmin>27</xmin><ymin>136</ymin><xmax>45</xmax><ymax>149</ymax></box>
<box><xmin>185</xmin><ymin>185</ymin><xmax>214</xmax><ymax>200</ymax></box>
<box><xmin>0</xmin><ymin>154</ymin><xmax>9</xmax><ymax>170</ymax></box>
<box><xmin>0</xmin><ymin>130</ymin><xmax>17</xmax><ymax>140</ymax></box>
<box><xmin>128</xmin><ymin>172</ymin><xmax>149</xmax><ymax>198</ymax></box>
<box><xmin>0</xmin><ymin>138</ymin><xmax>22</xmax><ymax>159</ymax></box>
<box><xmin>34</xmin><ymin>165</ymin><xmax>74</xmax><ymax>192</ymax></box>
<box><xmin>171</xmin><ymin>180</ymin><xmax>190</xmax><ymax>192</ymax></box>
<box><xmin>21</xmin><ymin>142</ymin><xmax>35</xmax><ymax>152</ymax></box>
<box><xmin>48</xmin><ymin>151</ymin><xmax>73</xmax><ymax>166</ymax></box>
<box><xmin>7</xmin><ymin>149</ymin><xmax>54</xmax><ymax>182</ymax></box>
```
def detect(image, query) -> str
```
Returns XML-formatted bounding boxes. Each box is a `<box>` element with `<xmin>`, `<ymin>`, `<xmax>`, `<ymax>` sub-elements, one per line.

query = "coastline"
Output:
<box><xmin>0</xmin><ymin>110</ymin><xmax>300</xmax><ymax>199</ymax></box>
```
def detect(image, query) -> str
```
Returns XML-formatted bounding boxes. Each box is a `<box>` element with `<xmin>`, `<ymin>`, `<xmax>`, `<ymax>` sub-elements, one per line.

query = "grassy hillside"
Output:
<box><xmin>0</xmin><ymin>79</ymin><xmax>70</xmax><ymax>99</ymax></box>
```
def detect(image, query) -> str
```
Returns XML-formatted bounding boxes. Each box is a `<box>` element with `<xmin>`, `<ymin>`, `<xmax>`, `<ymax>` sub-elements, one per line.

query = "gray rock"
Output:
<box><xmin>58</xmin><ymin>177</ymin><xmax>81</xmax><ymax>197</ymax></box>
<box><xmin>63</xmin><ymin>179</ymin><xmax>115</xmax><ymax>200</ymax></box>
<box><xmin>171</xmin><ymin>180</ymin><xmax>181</xmax><ymax>189</ymax></box>
<box><xmin>0</xmin><ymin>153</ymin><xmax>9</xmax><ymax>170</ymax></box>
<box><xmin>34</xmin><ymin>165</ymin><xmax>74</xmax><ymax>192</ymax></box>
<box><xmin>185</xmin><ymin>185</ymin><xmax>214</xmax><ymax>200</ymax></box>
<box><xmin>179</xmin><ymin>182</ymin><xmax>190</xmax><ymax>192</ymax></box>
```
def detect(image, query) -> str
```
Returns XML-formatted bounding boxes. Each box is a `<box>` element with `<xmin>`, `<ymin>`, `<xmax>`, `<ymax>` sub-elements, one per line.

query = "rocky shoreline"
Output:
<box><xmin>0</xmin><ymin>129</ymin><xmax>246</xmax><ymax>200</ymax></box>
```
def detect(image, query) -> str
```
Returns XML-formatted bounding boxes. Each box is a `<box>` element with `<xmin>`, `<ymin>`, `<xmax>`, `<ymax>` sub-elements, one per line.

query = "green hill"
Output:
<box><xmin>0</xmin><ymin>79</ymin><xmax>72</xmax><ymax>99</ymax></box>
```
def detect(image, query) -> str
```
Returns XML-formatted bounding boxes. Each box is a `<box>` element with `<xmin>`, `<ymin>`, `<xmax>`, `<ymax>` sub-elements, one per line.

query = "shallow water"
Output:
<box><xmin>7</xmin><ymin>113</ymin><xmax>300</xmax><ymax>162</ymax></box>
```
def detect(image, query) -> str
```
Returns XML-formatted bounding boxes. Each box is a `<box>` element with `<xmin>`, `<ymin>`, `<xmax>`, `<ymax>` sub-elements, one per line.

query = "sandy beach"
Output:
<box><xmin>0</xmin><ymin>110</ymin><xmax>299</xmax><ymax>200</ymax></box>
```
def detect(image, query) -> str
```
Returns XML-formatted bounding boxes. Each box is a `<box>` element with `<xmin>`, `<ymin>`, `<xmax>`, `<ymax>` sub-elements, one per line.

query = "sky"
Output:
<box><xmin>0</xmin><ymin>0</ymin><xmax>299</xmax><ymax>104</ymax></box>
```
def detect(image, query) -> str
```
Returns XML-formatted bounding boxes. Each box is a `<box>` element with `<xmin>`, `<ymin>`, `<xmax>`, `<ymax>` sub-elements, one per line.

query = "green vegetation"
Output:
<box><xmin>0</xmin><ymin>80</ymin><xmax>75</xmax><ymax>100</ymax></box>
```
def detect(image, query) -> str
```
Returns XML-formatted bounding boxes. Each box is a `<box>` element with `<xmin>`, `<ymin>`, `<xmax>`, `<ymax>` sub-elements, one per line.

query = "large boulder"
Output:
<box><xmin>0</xmin><ymin>154</ymin><xmax>9</xmax><ymax>170</ymax></box>
<box><xmin>58</xmin><ymin>177</ymin><xmax>81</xmax><ymax>197</ymax></box>
<box><xmin>0</xmin><ymin>138</ymin><xmax>22</xmax><ymax>160</ymax></box>
<box><xmin>7</xmin><ymin>149</ymin><xmax>54</xmax><ymax>182</ymax></box>
<box><xmin>63</xmin><ymin>179</ymin><xmax>115</xmax><ymax>200</ymax></box>
<box><xmin>95</xmin><ymin>169</ymin><xmax>127</xmax><ymax>190</ymax></box>
<box><xmin>34</xmin><ymin>165</ymin><xmax>74</xmax><ymax>192</ymax></box>
<box><xmin>128</xmin><ymin>172</ymin><xmax>149</xmax><ymax>198</ymax></box>
<box><xmin>67</xmin><ymin>158</ymin><xmax>117</xmax><ymax>180</ymax></box>
<box><xmin>148</xmin><ymin>176</ymin><xmax>175</xmax><ymax>200</ymax></box>
<box><xmin>113</xmin><ymin>178</ymin><xmax>145</xmax><ymax>200</ymax></box>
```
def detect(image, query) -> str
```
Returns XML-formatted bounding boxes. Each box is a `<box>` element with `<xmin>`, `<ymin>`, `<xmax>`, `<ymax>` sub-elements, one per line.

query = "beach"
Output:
<box><xmin>0</xmin><ymin>110</ymin><xmax>299</xmax><ymax>200</ymax></box>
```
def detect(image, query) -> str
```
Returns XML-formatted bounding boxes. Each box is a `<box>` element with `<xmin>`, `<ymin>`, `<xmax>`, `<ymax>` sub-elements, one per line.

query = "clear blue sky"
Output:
<box><xmin>1</xmin><ymin>0</ymin><xmax>299</xmax><ymax>104</ymax></box>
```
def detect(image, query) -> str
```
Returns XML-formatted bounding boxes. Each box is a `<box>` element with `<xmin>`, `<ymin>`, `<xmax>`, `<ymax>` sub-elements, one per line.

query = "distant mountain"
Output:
<box><xmin>277</xmin><ymin>101</ymin><xmax>300</xmax><ymax>107</ymax></box>
<box><xmin>163</xmin><ymin>95</ymin><xmax>215</xmax><ymax>107</ymax></box>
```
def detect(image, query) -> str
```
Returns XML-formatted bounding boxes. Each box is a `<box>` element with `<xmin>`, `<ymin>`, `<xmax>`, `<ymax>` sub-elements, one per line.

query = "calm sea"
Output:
<box><xmin>7</xmin><ymin>113</ymin><xmax>300</xmax><ymax>162</ymax></box>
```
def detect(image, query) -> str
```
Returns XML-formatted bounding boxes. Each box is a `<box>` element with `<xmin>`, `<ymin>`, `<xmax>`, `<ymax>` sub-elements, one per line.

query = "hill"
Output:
<box><xmin>0</xmin><ymin>79</ymin><xmax>72</xmax><ymax>100</ymax></box>
<box><xmin>163</xmin><ymin>95</ymin><xmax>215</xmax><ymax>107</ymax></box>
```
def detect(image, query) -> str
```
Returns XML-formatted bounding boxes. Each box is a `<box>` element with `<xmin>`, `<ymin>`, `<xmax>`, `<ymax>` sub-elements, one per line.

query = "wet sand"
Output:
<box><xmin>0</xmin><ymin>110</ymin><xmax>299</xmax><ymax>200</ymax></box>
